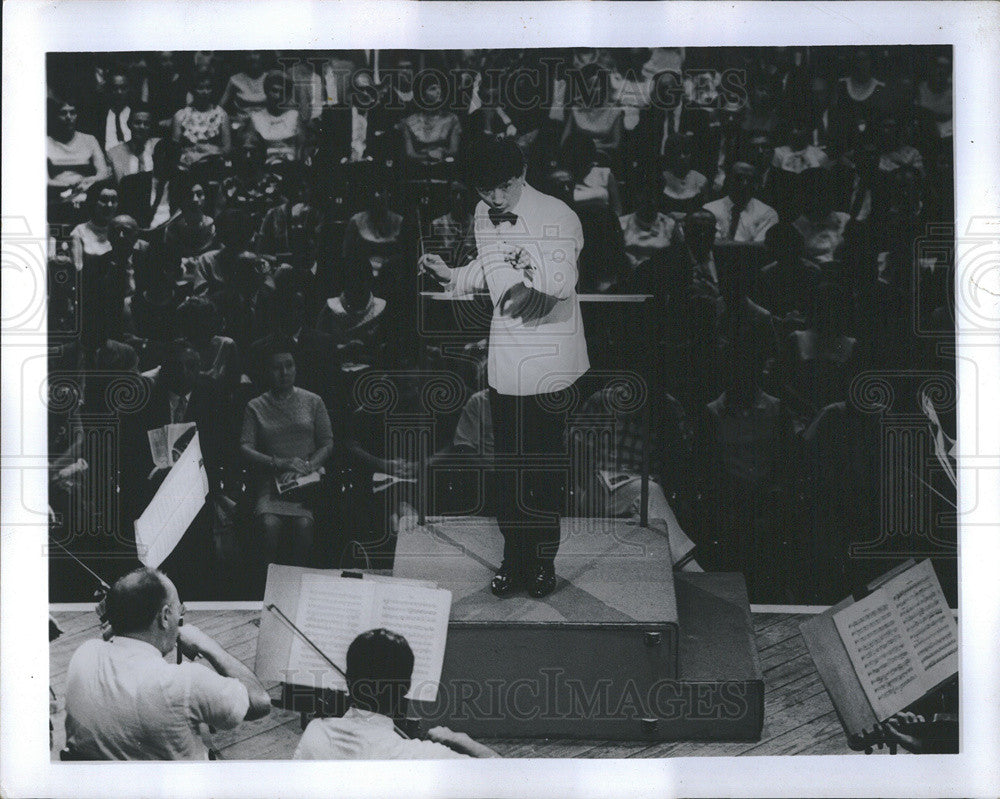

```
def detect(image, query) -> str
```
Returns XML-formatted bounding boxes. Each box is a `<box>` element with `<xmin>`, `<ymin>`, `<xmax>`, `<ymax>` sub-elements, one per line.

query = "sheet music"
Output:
<box><xmin>287</xmin><ymin>576</ymin><xmax>372</xmax><ymax>692</ymax></box>
<box><xmin>834</xmin><ymin>559</ymin><xmax>957</xmax><ymax>721</ymax></box>
<box><xmin>134</xmin><ymin>431</ymin><xmax>209</xmax><ymax>569</ymax></box>
<box><xmin>371</xmin><ymin>582</ymin><xmax>452</xmax><ymax>702</ymax></box>
<box><xmin>286</xmin><ymin>574</ymin><xmax>452</xmax><ymax>700</ymax></box>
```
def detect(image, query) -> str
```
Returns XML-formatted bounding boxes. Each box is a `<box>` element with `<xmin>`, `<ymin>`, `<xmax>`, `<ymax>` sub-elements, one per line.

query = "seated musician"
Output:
<box><xmin>574</xmin><ymin>386</ymin><xmax>701</xmax><ymax>571</ymax></box>
<box><xmin>63</xmin><ymin>567</ymin><xmax>271</xmax><ymax>760</ymax></box>
<box><xmin>294</xmin><ymin>628</ymin><xmax>499</xmax><ymax>760</ymax></box>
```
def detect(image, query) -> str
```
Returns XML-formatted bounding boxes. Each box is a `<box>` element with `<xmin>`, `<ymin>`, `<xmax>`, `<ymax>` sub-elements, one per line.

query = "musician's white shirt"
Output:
<box><xmin>65</xmin><ymin>636</ymin><xmax>248</xmax><ymax>760</ymax></box>
<box><xmin>446</xmin><ymin>183</ymin><xmax>590</xmax><ymax>396</ymax></box>
<box><xmin>294</xmin><ymin>707</ymin><xmax>468</xmax><ymax>759</ymax></box>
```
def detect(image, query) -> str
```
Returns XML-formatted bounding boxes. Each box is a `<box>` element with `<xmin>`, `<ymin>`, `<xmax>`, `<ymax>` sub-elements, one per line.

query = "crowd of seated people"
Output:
<box><xmin>47</xmin><ymin>47</ymin><xmax>955</xmax><ymax>604</ymax></box>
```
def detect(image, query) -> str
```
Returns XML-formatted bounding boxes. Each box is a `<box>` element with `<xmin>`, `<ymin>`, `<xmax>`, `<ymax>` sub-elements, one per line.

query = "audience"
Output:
<box><xmin>659</xmin><ymin>136</ymin><xmax>708</xmax><ymax>215</ymax></box>
<box><xmin>401</xmin><ymin>72</ymin><xmax>462</xmax><ymax>170</ymax></box>
<box><xmin>163</xmin><ymin>175</ymin><xmax>216</xmax><ymax>259</ymax></box>
<box><xmin>619</xmin><ymin>180</ymin><xmax>677</xmax><ymax>273</ymax></box>
<box><xmin>703</xmin><ymin>162</ymin><xmax>779</xmax><ymax>243</ymax></box>
<box><xmin>48</xmin><ymin>98</ymin><xmax>110</xmax><ymax>222</ymax></box>
<box><xmin>239</xmin><ymin>341</ymin><xmax>334</xmax><ymax>567</ymax></box>
<box><xmin>70</xmin><ymin>185</ymin><xmax>118</xmax><ymax>271</ymax></box>
<box><xmin>561</xmin><ymin>63</ymin><xmax>625</xmax><ymax>162</ymax></box>
<box><xmin>45</xmin><ymin>46</ymin><xmax>954</xmax><ymax>607</ymax></box>
<box><xmin>249</xmin><ymin>71</ymin><xmax>304</xmax><ymax>165</ymax></box>
<box><xmin>107</xmin><ymin>103</ymin><xmax>160</xmax><ymax>183</ymax></box>
<box><xmin>171</xmin><ymin>69</ymin><xmax>232</xmax><ymax>170</ymax></box>
<box><xmin>220</xmin><ymin>50</ymin><xmax>269</xmax><ymax>120</ymax></box>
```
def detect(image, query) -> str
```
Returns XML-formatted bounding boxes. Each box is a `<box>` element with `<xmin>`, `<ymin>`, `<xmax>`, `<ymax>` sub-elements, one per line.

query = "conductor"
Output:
<box><xmin>420</xmin><ymin>135</ymin><xmax>589</xmax><ymax>599</ymax></box>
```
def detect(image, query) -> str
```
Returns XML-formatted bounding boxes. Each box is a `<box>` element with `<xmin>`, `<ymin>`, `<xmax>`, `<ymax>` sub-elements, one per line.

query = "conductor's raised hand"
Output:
<box><xmin>418</xmin><ymin>253</ymin><xmax>451</xmax><ymax>285</ymax></box>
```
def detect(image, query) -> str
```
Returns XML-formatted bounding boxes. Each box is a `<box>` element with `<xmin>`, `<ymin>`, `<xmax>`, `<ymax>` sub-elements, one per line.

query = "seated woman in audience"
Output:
<box><xmin>561</xmin><ymin>133</ymin><xmax>623</xmax><ymax>217</ymax></box>
<box><xmin>771</xmin><ymin>119</ymin><xmax>830</xmax><ymax>174</ymax></box>
<box><xmin>342</xmin><ymin>183</ymin><xmax>404</xmax><ymax>299</ymax></box>
<box><xmin>175</xmin><ymin>295</ymin><xmax>241</xmax><ymax>398</ymax></box>
<box><xmin>619</xmin><ymin>179</ymin><xmax>676</xmax><ymax>273</ymax></box>
<box><xmin>249</xmin><ymin>71</ymin><xmax>305</xmax><ymax>165</ymax></box>
<box><xmin>659</xmin><ymin>136</ymin><xmax>708</xmax><ymax>215</ymax></box>
<box><xmin>164</xmin><ymin>176</ymin><xmax>216</xmax><ymax>260</ymax></box>
<box><xmin>171</xmin><ymin>68</ymin><xmax>232</xmax><ymax>170</ymax></box>
<box><xmin>70</xmin><ymin>185</ymin><xmax>118</xmax><ymax>272</ymax></box>
<box><xmin>230</xmin><ymin>125</ymin><xmax>270</xmax><ymax>189</ymax></box>
<box><xmin>561</xmin><ymin>63</ymin><xmax>625</xmax><ymax>163</ymax></box>
<box><xmin>47</xmin><ymin>98</ymin><xmax>110</xmax><ymax>220</ymax></box>
<box><xmin>220</xmin><ymin>50</ymin><xmax>268</xmax><ymax>122</ymax></box>
<box><xmin>316</xmin><ymin>252</ymin><xmax>387</xmax><ymax>368</ymax></box>
<box><xmin>778</xmin><ymin>281</ymin><xmax>860</xmax><ymax>430</ymax></box>
<box><xmin>400</xmin><ymin>73</ymin><xmax>462</xmax><ymax>170</ymax></box>
<box><xmin>239</xmin><ymin>341</ymin><xmax>334</xmax><ymax>567</ymax></box>
<box><xmin>833</xmin><ymin>49</ymin><xmax>894</xmax><ymax>141</ymax></box>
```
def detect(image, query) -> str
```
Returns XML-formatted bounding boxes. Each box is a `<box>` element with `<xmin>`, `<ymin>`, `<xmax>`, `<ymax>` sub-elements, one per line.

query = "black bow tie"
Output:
<box><xmin>488</xmin><ymin>208</ymin><xmax>518</xmax><ymax>227</ymax></box>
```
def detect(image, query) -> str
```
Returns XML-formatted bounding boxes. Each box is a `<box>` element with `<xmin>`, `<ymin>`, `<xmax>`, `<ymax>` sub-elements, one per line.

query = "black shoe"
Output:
<box><xmin>527</xmin><ymin>566</ymin><xmax>557</xmax><ymax>599</ymax></box>
<box><xmin>490</xmin><ymin>565</ymin><xmax>522</xmax><ymax>598</ymax></box>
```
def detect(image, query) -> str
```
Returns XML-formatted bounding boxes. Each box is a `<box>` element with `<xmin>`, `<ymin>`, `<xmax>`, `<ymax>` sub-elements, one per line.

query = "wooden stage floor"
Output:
<box><xmin>48</xmin><ymin>604</ymin><xmax>896</xmax><ymax>760</ymax></box>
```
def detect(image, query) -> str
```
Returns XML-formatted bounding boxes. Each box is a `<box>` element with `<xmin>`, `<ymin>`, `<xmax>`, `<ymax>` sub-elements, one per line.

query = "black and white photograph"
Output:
<box><xmin>2</xmin><ymin>2</ymin><xmax>998</xmax><ymax>797</ymax></box>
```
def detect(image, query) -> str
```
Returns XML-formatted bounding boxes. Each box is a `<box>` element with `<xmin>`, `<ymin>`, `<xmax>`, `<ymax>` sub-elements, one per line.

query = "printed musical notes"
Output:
<box><xmin>285</xmin><ymin>573</ymin><xmax>452</xmax><ymax>701</ymax></box>
<box><xmin>834</xmin><ymin>560</ymin><xmax>957</xmax><ymax>721</ymax></box>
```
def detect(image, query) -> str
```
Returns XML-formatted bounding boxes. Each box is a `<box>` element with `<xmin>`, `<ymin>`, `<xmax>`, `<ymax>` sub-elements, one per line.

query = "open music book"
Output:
<box><xmin>801</xmin><ymin>559</ymin><xmax>958</xmax><ymax>742</ymax></box>
<box><xmin>832</xmin><ymin>558</ymin><xmax>957</xmax><ymax>722</ymax></box>
<box><xmin>279</xmin><ymin>572</ymin><xmax>452</xmax><ymax>702</ymax></box>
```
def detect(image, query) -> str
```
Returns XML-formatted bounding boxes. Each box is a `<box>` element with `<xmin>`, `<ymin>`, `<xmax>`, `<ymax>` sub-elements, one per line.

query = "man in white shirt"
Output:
<box><xmin>294</xmin><ymin>628</ymin><xmax>499</xmax><ymax>760</ymax></box>
<box><xmin>106</xmin><ymin>103</ymin><xmax>160</xmax><ymax>183</ymax></box>
<box><xmin>102</xmin><ymin>70</ymin><xmax>133</xmax><ymax>153</ymax></box>
<box><xmin>420</xmin><ymin>136</ymin><xmax>589</xmax><ymax>599</ymax></box>
<box><xmin>703</xmin><ymin>162</ymin><xmax>779</xmax><ymax>243</ymax></box>
<box><xmin>64</xmin><ymin>567</ymin><xmax>271</xmax><ymax>759</ymax></box>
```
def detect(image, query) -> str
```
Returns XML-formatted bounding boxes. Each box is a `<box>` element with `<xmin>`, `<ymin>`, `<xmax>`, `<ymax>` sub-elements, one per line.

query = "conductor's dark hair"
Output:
<box><xmin>105</xmin><ymin>567</ymin><xmax>170</xmax><ymax>635</ymax></box>
<box><xmin>461</xmin><ymin>135</ymin><xmax>525</xmax><ymax>191</ymax></box>
<box><xmin>345</xmin><ymin>628</ymin><xmax>414</xmax><ymax>713</ymax></box>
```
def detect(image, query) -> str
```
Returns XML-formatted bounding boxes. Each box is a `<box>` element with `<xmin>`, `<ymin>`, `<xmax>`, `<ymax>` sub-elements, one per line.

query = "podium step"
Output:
<box><xmin>395</xmin><ymin>517</ymin><xmax>762</xmax><ymax>741</ymax></box>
